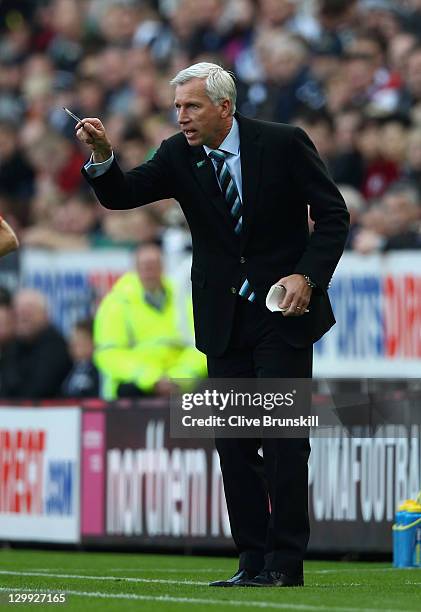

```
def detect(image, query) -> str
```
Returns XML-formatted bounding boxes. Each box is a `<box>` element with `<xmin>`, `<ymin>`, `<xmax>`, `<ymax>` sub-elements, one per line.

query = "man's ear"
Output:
<box><xmin>220</xmin><ymin>99</ymin><xmax>232</xmax><ymax>118</ymax></box>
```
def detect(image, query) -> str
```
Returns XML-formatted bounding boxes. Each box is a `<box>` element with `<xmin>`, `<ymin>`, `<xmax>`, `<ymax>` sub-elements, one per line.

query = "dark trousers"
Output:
<box><xmin>207</xmin><ymin>297</ymin><xmax>312</xmax><ymax>576</ymax></box>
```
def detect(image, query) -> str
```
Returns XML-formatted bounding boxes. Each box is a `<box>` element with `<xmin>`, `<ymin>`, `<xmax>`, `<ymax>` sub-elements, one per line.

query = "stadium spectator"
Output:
<box><xmin>74</xmin><ymin>76</ymin><xmax>107</xmax><ymax>122</ymax></box>
<box><xmin>93</xmin><ymin>242</ymin><xmax>206</xmax><ymax>399</ymax></box>
<box><xmin>403</xmin><ymin>128</ymin><xmax>421</xmax><ymax>191</ymax></box>
<box><xmin>0</xmin><ymin>288</ymin><xmax>72</xmax><ymax>399</ymax></box>
<box><xmin>0</xmin><ymin>121</ymin><xmax>34</xmax><ymax>202</ymax></box>
<box><xmin>337</xmin><ymin>184</ymin><xmax>366</xmax><ymax>249</ymax></box>
<box><xmin>353</xmin><ymin>181</ymin><xmax>421</xmax><ymax>253</ymax></box>
<box><xmin>117</xmin><ymin>127</ymin><xmax>149</xmax><ymax>171</ymax></box>
<box><xmin>61</xmin><ymin>318</ymin><xmax>99</xmax><ymax>398</ymax></box>
<box><xmin>358</xmin><ymin>0</ymin><xmax>404</xmax><ymax>43</ymax></box>
<box><xmin>398</xmin><ymin>43</ymin><xmax>421</xmax><ymax>115</ymax></box>
<box><xmin>404</xmin><ymin>0</ymin><xmax>421</xmax><ymax>37</ymax></box>
<box><xmin>388</xmin><ymin>31</ymin><xmax>417</xmax><ymax>76</ymax></box>
<box><xmin>96</xmin><ymin>0</ymin><xmax>141</xmax><ymax>46</ymax></box>
<box><xmin>237</xmin><ymin>32</ymin><xmax>324</xmax><ymax>122</ymax></box>
<box><xmin>96</xmin><ymin>207</ymin><xmax>162</xmax><ymax>249</ymax></box>
<box><xmin>25</xmin><ymin>129</ymin><xmax>85</xmax><ymax>196</ymax></box>
<box><xmin>21</xmin><ymin>192</ymin><xmax>102</xmax><ymax>250</ymax></box>
<box><xmin>293</xmin><ymin>109</ymin><xmax>335</xmax><ymax>169</ymax></box>
<box><xmin>310</xmin><ymin>30</ymin><xmax>343</xmax><ymax>86</ymax></box>
<box><xmin>184</xmin><ymin>0</ymin><xmax>226</xmax><ymax>59</ymax></box>
<box><xmin>21</xmin><ymin>191</ymin><xmax>166</xmax><ymax>251</ymax></box>
<box><xmin>330</xmin><ymin>109</ymin><xmax>365</xmax><ymax>188</ymax></box>
<box><xmin>356</xmin><ymin>117</ymin><xmax>401</xmax><ymax>200</ymax></box>
<box><xmin>343</xmin><ymin>28</ymin><xmax>402</xmax><ymax>114</ymax></box>
<box><xmin>380</xmin><ymin>117</ymin><xmax>409</xmax><ymax>170</ymax></box>
<box><xmin>317</xmin><ymin>0</ymin><xmax>358</xmax><ymax>38</ymax></box>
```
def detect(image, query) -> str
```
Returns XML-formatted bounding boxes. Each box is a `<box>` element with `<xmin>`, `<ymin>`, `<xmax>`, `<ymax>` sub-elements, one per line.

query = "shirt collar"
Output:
<box><xmin>203</xmin><ymin>117</ymin><xmax>240</xmax><ymax>158</ymax></box>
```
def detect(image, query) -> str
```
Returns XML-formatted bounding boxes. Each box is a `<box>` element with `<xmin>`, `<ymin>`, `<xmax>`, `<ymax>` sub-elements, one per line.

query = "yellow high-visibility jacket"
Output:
<box><xmin>93</xmin><ymin>272</ymin><xmax>206</xmax><ymax>399</ymax></box>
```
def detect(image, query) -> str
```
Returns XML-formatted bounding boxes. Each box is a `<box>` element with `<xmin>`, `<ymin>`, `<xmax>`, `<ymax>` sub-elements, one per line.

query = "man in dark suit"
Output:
<box><xmin>77</xmin><ymin>62</ymin><xmax>349</xmax><ymax>587</ymax></box>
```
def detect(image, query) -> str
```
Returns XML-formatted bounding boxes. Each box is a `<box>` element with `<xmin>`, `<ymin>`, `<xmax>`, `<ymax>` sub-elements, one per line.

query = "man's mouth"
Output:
<box><xmin>184</xmin><ymin>129</ymin><xmax>197</xmax><ymax>138</ymax></box>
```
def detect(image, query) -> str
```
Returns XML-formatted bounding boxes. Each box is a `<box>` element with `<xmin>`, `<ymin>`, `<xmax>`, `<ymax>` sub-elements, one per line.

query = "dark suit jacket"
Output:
<box><xmin>83</xmin><ymin>113</ymin><xmax>349</xmax><ymax>357</ymax></box>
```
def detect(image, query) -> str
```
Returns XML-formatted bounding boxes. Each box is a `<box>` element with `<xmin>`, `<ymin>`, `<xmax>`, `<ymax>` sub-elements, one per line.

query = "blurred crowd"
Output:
<box><xmin>0</xmin><ymin>285</ymin><xmax>98</xmax><ymax>399</ymax></box>
<box><xmin>0</xmin><ymin>242</ymin><xmax>206</xmax><ymax>400</ymax></box>
<box><xmin>0</xmin><ymin>0</ymin><xmax>420</xmax><ymax>256</ymax></box>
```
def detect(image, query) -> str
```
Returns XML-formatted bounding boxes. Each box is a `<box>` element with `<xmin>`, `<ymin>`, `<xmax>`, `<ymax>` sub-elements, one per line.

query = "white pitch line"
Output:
<box><xmin>108</xmin><ymin>567</ymin><xmax>398</xmax><ymax>575</ymax></box>
<box><xmin>109</xmin><ymin>567</ymin><xmax>396</xmax><ymax>575</ymax></box>
<box><xmin>110</xmin><ymin>567</ymin><xmax>221</xmax><ymax>573</ymax></box>
<box><xmin>0</xmin><ymin>570</ymin><xmax>207</xmax><ymax>586</ymax></box>
<box><xmin>0</xmin><ymin>587</ymin><xmax>413</xmax><ymax>612</ymax></box>
<box><xmin>307</xmin><ymin>568</ymin><xmax>396</xmax><ymax>574</ymax></box>
<box><xmin>309</xmin><ymin>583</ymin><xmax>363</xmax><ymax>588</ymax></box>
<box><xmin>27</xmin><ymin>566</ymin><xmax>219</xmax><ymax>575</ymax></box>
<box><xmin>28</xmin><ymin>566</ymin><xmax>399</xmax><ymax>575</ymax></box>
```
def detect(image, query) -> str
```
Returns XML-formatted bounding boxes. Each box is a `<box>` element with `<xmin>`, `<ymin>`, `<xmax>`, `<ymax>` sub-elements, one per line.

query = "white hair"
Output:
<box><xmin>170</xmin><ymin>62</ymin><xmax>237</xmax><ymax>115</ymax></box>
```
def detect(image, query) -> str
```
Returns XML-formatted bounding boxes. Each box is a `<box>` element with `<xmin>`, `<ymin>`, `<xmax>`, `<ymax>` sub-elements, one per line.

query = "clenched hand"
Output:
<box><xmin>277</xmin><ymin>274</ymin><xmax>312</xmax><ymax>317</ymax></box>
<box><xmin>75</xmin><ymin>117</ymin><xmax>112</xmax><ymax>163</ymax></box>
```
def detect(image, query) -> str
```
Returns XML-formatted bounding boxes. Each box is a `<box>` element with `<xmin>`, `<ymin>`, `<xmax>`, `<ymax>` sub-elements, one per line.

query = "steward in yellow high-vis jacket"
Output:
<box><xmin>94</xmin><ymin>243</ymin><xmax>206</xmax><ymax>399</ymax></box>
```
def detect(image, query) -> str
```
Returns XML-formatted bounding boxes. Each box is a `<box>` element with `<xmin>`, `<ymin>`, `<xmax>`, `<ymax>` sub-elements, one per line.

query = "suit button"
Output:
<box><xmin>231</xmin><ymin>287</ymin><xmax>237</xmax><ymax>294</ymax></box>
<box><xmin>240</xmin><ymin>257</ymin><xmax>246</xmax><ymax>264</ymax></box>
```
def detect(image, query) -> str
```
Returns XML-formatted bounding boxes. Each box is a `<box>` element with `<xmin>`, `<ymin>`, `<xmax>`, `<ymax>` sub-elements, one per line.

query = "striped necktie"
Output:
<box><xmin>208</xmin><ymin>149</ymin><xmax>255</xmax><ymax>302</ymax></box>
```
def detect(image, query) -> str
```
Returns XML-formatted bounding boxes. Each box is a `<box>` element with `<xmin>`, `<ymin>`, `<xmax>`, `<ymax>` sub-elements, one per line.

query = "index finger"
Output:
<box><xmin>81</xmin><ymin>117</ymin><xmax>103</xmax><ymax>129</ymax></box>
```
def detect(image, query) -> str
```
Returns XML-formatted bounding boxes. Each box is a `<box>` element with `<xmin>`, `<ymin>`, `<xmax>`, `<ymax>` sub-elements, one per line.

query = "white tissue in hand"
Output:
<box><xmin>266</xmin><ymin>284</ymin><xmax>287</xmax><ymax>312</ymax></box>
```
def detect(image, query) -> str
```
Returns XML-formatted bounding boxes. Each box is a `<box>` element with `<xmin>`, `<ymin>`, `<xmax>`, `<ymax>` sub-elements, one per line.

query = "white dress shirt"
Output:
<box><xmin>84</xmin><ymin>151</ymin><xmax>114</xmax><ymax>178</ymax></box>
<box><xmin>203</xmin><ymin>117</ymin><xmax>243</xmax><ymax>201</ymax></box>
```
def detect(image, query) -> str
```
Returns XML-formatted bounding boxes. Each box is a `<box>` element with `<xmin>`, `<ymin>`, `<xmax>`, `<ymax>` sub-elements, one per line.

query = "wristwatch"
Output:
<box><xmin>302</xmin><ymin>274</ymin><xmax>317</xmax><ymax>289</ymax></box>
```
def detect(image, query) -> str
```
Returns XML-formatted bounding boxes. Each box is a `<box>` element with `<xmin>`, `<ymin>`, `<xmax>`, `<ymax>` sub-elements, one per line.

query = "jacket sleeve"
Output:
<box><xmin>290</xmin><ymin>127</ymin><xmax>350</xmax><ymax>290</ymax></box>
<box><xmin>81</xmin><ymin>139</ymin><xmax>176</xmax><ymax>210</ymax></box>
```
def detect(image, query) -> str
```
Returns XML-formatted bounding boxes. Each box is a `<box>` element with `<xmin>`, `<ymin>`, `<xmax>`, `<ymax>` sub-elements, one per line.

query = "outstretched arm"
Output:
<box><xmin>76</xmin><ymin>117</ymin><xmax>176</xmax><ymax>210</ymax></box>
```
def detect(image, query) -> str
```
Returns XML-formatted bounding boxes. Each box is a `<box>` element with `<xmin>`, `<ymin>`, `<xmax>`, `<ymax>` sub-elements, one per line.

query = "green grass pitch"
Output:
<box><xmin>0</xmin><ymin>549</ymin><xmax>420</xmax><ymax>611</ymax></box>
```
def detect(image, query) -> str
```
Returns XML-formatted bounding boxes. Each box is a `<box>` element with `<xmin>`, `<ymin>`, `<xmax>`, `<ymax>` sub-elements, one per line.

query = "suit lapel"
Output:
<box><xmin>189</xmin><ymin>146</ymin><xmax>234</xmax><ymax>226</ymax></box>
<box><xmin>237</xmin><ymin>114</ymin><xmax>263</xmax><ymax>246</ymax></box>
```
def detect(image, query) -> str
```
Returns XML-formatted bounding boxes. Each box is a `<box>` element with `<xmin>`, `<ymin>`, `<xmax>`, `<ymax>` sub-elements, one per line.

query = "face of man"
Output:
<box><xmin>383</xmin><ymin>194</ymin><xmax>419</xmax><ymax>235</ymax></box>
<box><xmin>70</xmin><ymin>328</ymin><xmax>93</xmax><ymax>362</ymax></box>
<box><xmin>407</xmin><ymin>50</ymin><xmax>421</xmax><ymax>99</ymax></box>
<box><xmin>136</xmin><ymin>244</ymin><xmax>163</xmax><ymax>291</ymax></box>
<box><xmin>14</xmin><ymin>291</ymin><xmax>49</xmax><ymax>341</ymax></box>
<box><xmin>174</xmin><ymin>78</ymin><xmax>232</xmax><ymax>149</ymax></box>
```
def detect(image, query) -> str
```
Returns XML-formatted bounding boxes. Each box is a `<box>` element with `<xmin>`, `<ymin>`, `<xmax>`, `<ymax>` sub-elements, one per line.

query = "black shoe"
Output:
<box><xmin>241</xmin><ymin>569</ymin><xmax>304</xmax><ymax>587</ymax></box>
<box><xmin>209</xmin><ymin>569</ymin><xmax>259</xmax><ymax>587</ymax></box>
